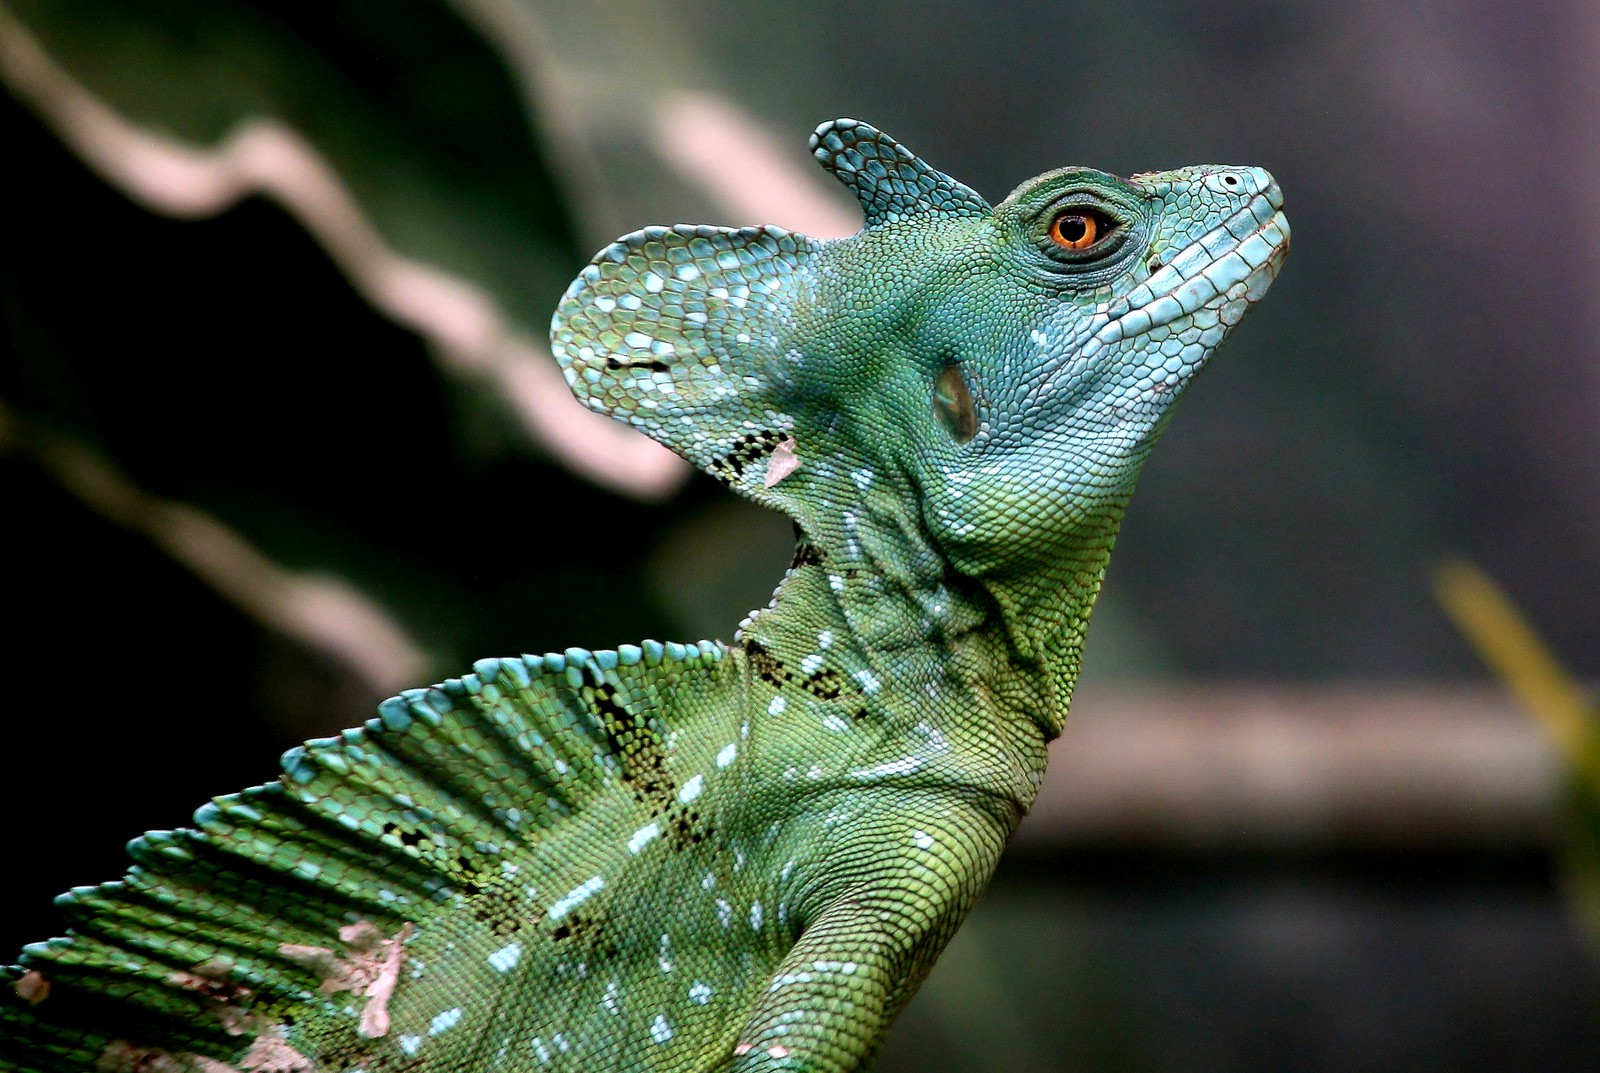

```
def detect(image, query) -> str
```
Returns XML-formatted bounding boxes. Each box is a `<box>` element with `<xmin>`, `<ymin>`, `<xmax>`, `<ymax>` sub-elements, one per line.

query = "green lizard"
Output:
<box><xmin>0</xmin><ymin>118</ymin><xmax>1288</xmax><ymax>1072</ymax></box>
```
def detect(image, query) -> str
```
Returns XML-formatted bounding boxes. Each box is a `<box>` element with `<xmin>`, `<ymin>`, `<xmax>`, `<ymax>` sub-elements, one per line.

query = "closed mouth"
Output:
<box><xmin>1082</xmin><ymin>189</ymin><xmax>1290</xmax><ymax>359</ymax></box>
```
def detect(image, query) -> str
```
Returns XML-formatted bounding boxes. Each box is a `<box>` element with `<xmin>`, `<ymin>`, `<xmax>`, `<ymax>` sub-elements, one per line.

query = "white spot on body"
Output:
<box><xmin>913</xmin><ymin>830</ymin><xmax>935</xmax><ymax>850</ymax></box>
<box><xmin>651</xmin><ymin>1014</ymin><xmax>674</xmax><ymax>1043</ymax></box>
<box><xmin>659</xmin><ymin>933</ymin><xmax>674</xmax><ymax>973</ymax></box>
<box><xmin>750</xmin><ymin>902</ymin><xmax>764</xmax><ymax>930</ymax></box>
<box><xmin>800</xmin><ymin>653</ymin><xmax>825</xmax><ymax>675</ymax></box>
<box><xmin>768</xmin><ymin>695</ymin><xmax>787</xmax><ymax>716</ymax></box>
<box><xmin>548</xmin><ymin>875</ymin><xmax>605</xmax><ymax>920</ymax></box>
<box><xmin>812</xmin><ymin>959</ymin><xmax>859</xmax><ymax>974</ymax></box>
<box><xmin>716</xmin><ymin>743</ymin><xmax>738</xmax><ymax>768</ymax></box>
<box><xmin>770</xmin><ymin>970</ymin><xmax>812</xmax><ymax>991</ymax></box>
<box><xmin>399</xmin><ymin>1034</ymin><xmax>423</xmax><ymax>1056</ymax></box>
<box><xmin>853</xmin><ymin>668</ymin><xmax>882</xmax><ymax>694</ymax></box>
<box><xmin>851</xmin><ymin>756</ymin><xmax>924</xmax><ymax>780</ymax></box>
<box><xmin>716</xmin><ymin>899</ymin><xmax>734</xmax><ymax>928</ymax></box>
<box><xmin>818</xmin><ymin>630</ymin><xmax>833</xmax><ymax>649</ymax></box>
<box><xmin>628</xmin><ymin>823</ymin><xmax>661</xmax><ymax>854</ymax></box>
<box><xmin>689</xmin><ymin>980</ymin><xmax>713</xmax><ymax>1004</ymax></box>
<box><xmin>678</xmin><ymin>774</ymin><xmax>704</xmax><ymax>804</ymax></box>
<box><xmin>488</xmin><ymin>943</ymin><xmax>522</xmax><ymax>974</ymax></box>
<box><xmin>429</xmin><ymin>1008</ymin><xmax>462</xmax><ymax>1036</ymax></box>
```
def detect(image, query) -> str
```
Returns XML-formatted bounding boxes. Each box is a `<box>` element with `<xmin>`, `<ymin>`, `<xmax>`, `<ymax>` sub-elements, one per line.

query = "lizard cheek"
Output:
<box><xmin>932</xmin><ymin>365</ymin><xmax>978</xmax><ymax>444</ymax></box>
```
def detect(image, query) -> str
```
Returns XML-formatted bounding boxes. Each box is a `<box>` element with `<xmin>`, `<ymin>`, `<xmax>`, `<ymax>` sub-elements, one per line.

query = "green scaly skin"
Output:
<box><xmin>0</xmin><ymin>119</ymin><xmax>1288</xmax><ymax>1071</ymax></box>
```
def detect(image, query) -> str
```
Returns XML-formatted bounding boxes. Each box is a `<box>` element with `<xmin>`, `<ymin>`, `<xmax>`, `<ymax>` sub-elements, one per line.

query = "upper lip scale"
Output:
<box><xmin>1085</xmin><ymin>193</ymin><xmax>1289</xmax><ymax>354</ymax></box>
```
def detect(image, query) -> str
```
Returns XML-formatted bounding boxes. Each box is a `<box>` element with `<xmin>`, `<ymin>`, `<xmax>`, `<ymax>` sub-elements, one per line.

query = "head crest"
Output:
<box><xmin>809</xmin><ymin>119</ymin><xmax>990</xmax><ymax>226</ymax></box>
<box><xmin>553</xmin><ymin>121</ymin><xmax>989</xmax><ymax>515</ymax></box>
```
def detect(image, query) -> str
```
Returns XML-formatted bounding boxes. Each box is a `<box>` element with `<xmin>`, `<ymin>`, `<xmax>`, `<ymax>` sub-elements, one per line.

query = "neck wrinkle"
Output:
<box><xmin>986</xmin><ymin>505</ymin><xmax>1127</xmax><ymax>737</ymax></box>
<box><xmin>739</xmin><ymin>494</ymin><xmax>1124</xmax><ymax>749</ymax></box>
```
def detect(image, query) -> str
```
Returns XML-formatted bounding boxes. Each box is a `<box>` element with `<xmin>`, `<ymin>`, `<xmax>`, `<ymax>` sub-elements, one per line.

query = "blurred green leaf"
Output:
<box><xmin>1433</xmin><ymin>558</ymin><xmax>1600</xmax><ymax>789</ymax></box>
<box><xmin>1434</xmin><ymin>557</ymin><xmax>1600</xmax><ymax>949</ymax></box>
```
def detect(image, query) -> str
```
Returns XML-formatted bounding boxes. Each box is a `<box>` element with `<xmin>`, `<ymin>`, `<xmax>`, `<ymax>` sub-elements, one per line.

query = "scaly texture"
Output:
<box><xmin>0</xmin><ymin>119</ymin><xmax>1288</xmax><ymax>1071</ymax></box>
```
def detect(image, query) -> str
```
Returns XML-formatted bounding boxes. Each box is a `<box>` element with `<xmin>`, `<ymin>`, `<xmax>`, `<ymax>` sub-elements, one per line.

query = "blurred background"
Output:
<box><xmin>2</xmin><ymin>1</ymin><xmax>1597</xmax><ymax>1069</ymax></box>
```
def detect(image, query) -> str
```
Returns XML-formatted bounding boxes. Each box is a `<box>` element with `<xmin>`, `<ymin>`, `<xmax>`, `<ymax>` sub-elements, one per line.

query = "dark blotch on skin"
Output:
<box><xmin>712</xmin><ymin>429</ymin><xmax>786</xmax><ymax>480</ymax></box>
<box><xmin>582</xmin><ymin>675</ymin><xmax>675</xmax><ymax>814</ymax></box>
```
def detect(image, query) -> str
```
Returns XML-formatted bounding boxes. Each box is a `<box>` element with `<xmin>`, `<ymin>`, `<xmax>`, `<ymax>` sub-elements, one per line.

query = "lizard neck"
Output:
<box><xmin>737</xmin><ymin>476</ymin><xmax>1129</xmax><ymax>745</ymax></box>
<box><xmin>971</xmin><ymin>504</ymin><xmax>1127</xmax><ymax>738</ymax></box>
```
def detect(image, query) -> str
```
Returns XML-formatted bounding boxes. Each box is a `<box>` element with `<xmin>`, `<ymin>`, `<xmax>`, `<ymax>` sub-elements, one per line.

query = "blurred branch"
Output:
<box><xmin>0</xmin><ymin>3</ymin><xmax>687</xmax><ymax>501</ymax></box>
<box><xmin>457</xmin><ymin>2</ymin><xmax>855</xmax><ymax>240</ymax></box>
<box><xmin>650</xmin><ymin>93</ymin><xmax>858</xmax><ymax>238</ymax></box>
<box><xmin>0</xmin><ymin>399</ymin><xmax>427</xmax><ymax>696</ymax></box>
<box><xmin>1029</xmin><ymin>684</ymin><xmax>1558</xmax><ymax>849</ymax></box>
<box><xmin>449</xmin><ymin>0</ymin><xmax>621</xmax><ymax>238</ymax></box>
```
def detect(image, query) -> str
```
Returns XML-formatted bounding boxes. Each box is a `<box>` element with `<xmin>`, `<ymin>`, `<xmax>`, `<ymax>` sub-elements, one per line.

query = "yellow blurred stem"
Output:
<box><xmin>1433</xmin><ymin>558</ymin><xmax>1600</xmax><ymax>791</ymax></box>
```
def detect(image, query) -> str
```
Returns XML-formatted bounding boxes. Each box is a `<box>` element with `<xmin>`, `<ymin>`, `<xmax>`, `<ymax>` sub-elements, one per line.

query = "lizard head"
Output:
<box><xmin>552</xmin><ymin>119</ymin><xmax>1288</xmax><ymax>582</ymax></box>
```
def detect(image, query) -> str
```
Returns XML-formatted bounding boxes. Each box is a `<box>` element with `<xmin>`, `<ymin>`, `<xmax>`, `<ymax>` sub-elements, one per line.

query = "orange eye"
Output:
<box><xmin>1049</xmin><ymin>210</ymin><xmax>1111</xmax><ymax>251</ymax></box>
